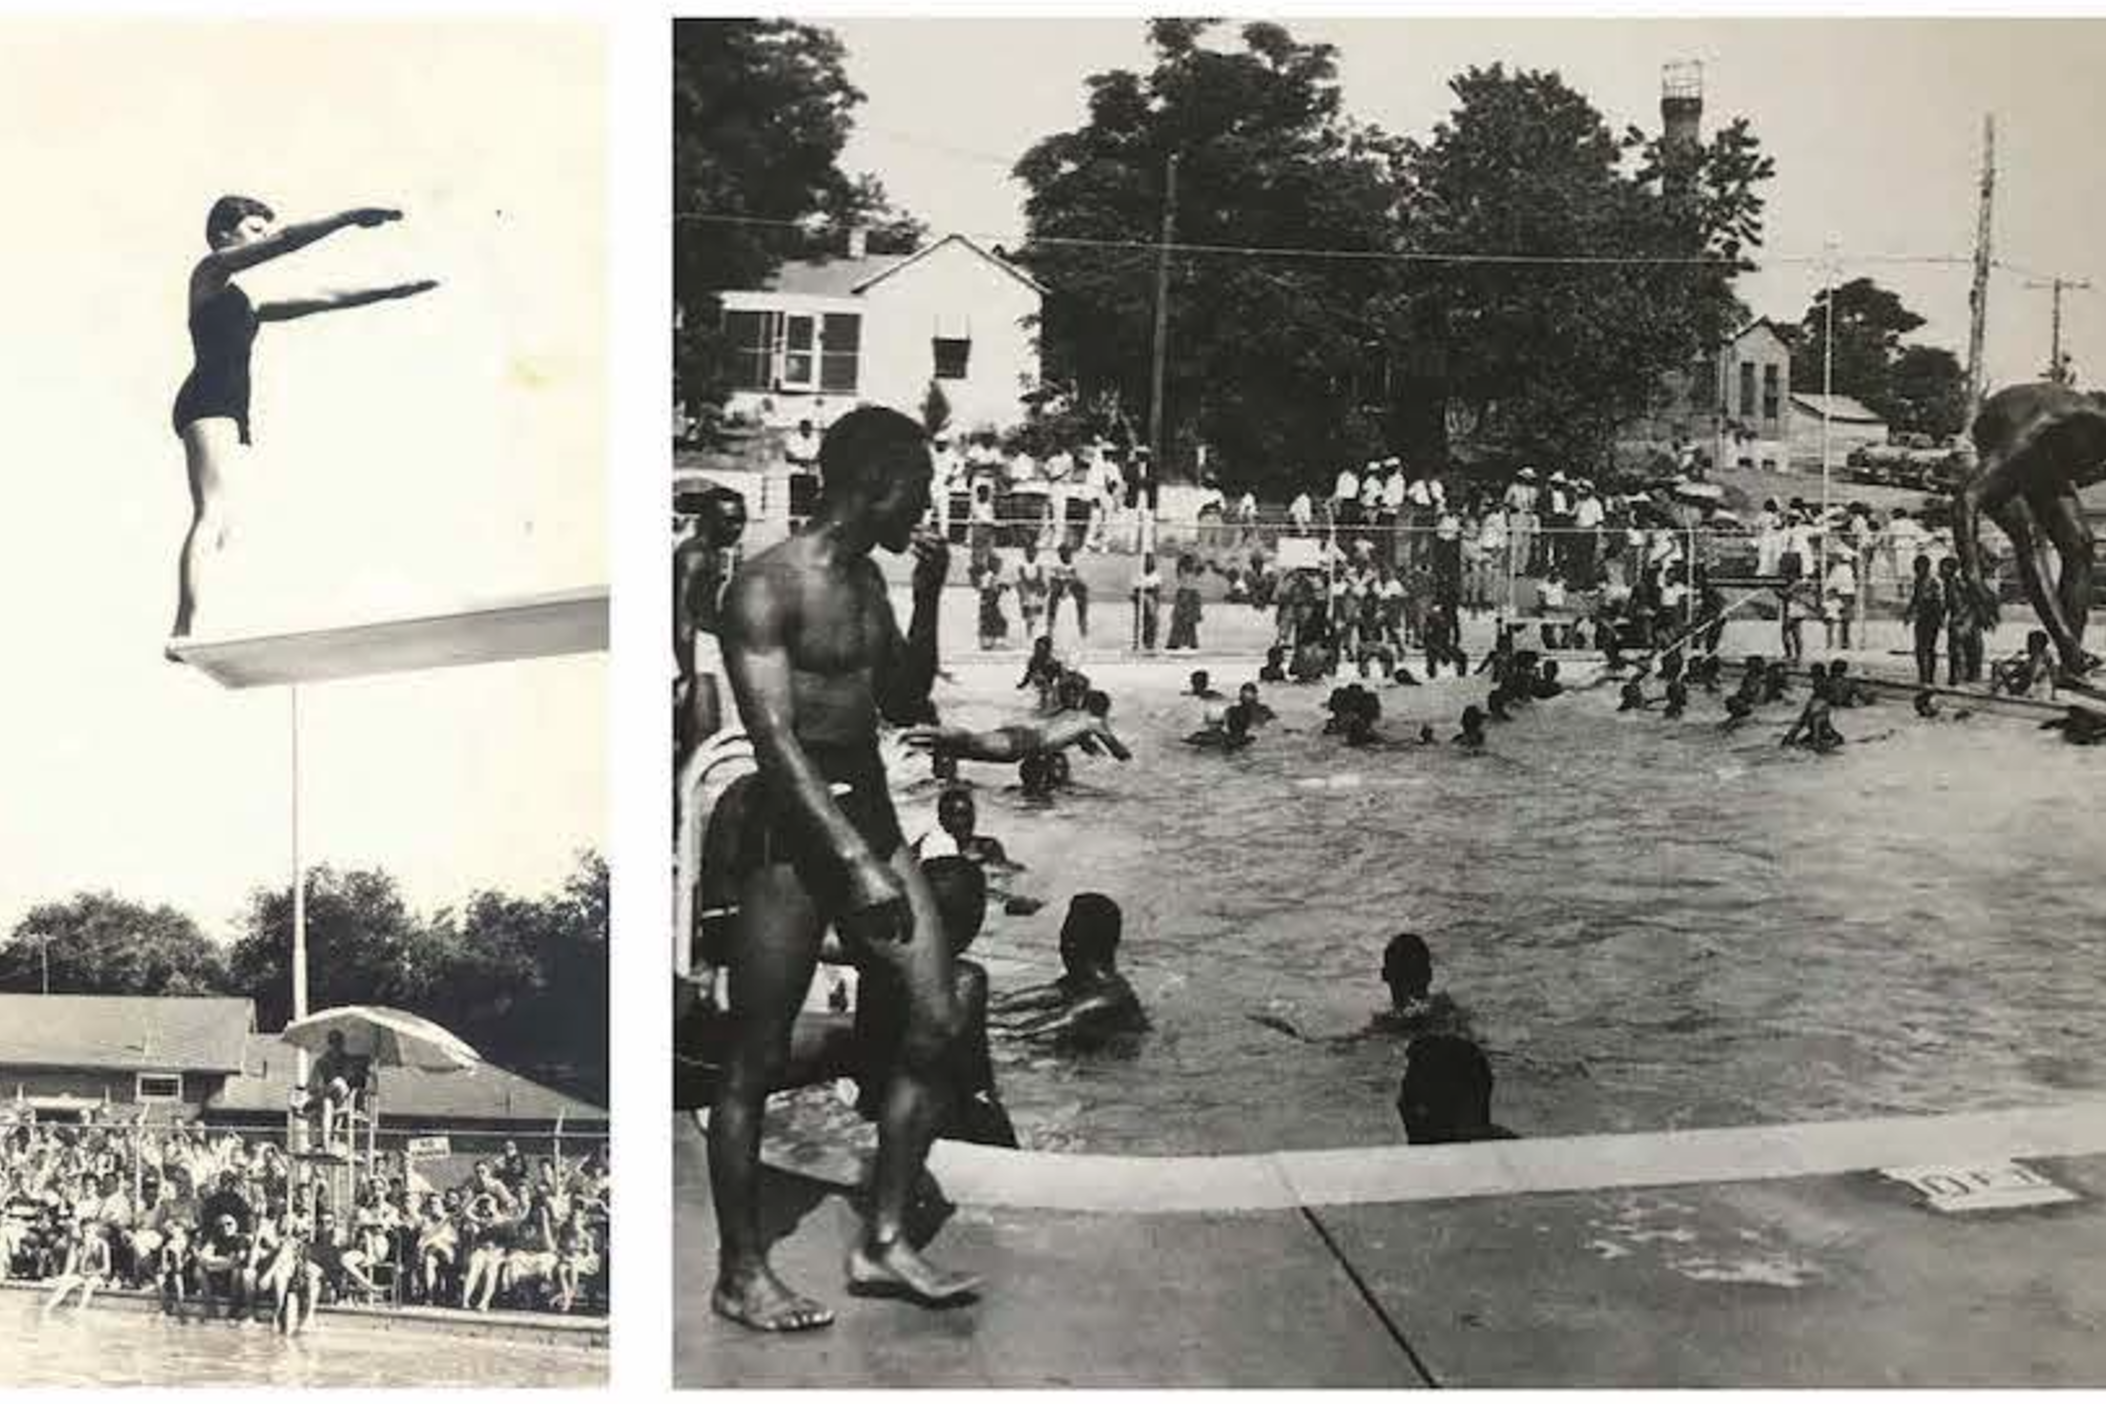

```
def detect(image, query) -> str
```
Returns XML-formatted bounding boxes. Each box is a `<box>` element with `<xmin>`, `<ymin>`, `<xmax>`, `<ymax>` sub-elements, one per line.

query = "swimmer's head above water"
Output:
<box><xmin>937</xmin><ymin>785</ymin><xmax>977</xmax><ymax>840</ymax></box>
<box><xmin>1381</xmin><ymin>933</ymin><xmax>1432</xmax><ymax>1007</ymax></box>
<box><xmin>1058</xmin><ymin>892</ymin><xmax>1123</xmax><ymax>973</ymax></box>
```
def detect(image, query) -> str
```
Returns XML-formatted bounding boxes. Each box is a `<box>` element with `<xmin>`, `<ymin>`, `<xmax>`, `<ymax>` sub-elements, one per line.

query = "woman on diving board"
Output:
<box><xmin>169</xmin><ymin>195</ymin><xmax>437</xmax><ymax>643</ymax></box>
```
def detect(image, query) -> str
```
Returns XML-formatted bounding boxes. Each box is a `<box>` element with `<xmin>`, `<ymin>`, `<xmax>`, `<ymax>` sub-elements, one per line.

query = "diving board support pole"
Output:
<box><xmin>291</xmin><ymin>685</ymin><xmax>310</xmax><ymax>1150</ymax></box>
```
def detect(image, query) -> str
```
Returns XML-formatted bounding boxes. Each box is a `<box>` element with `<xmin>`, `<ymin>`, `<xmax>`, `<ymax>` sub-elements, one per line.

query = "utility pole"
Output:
<box><xmin>1965</xmin><ymin>115</ymin><xmax>1997</xmax><ymax>411</ymax></box>
<box><xmin>2024</xmin><ymin>275</ymin><xmax>2091</xmax><ymax>383</ymax></box>
<box><xmin>1145</xmin><ymin>152</ymin><xmax>1179</xmax><ymax>559</ymax></box>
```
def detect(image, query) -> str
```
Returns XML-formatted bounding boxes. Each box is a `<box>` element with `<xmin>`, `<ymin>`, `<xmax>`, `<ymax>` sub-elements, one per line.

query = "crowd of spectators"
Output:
<box><xmin>1</xmin><ymin>1119</ymin><xmax>609</xmax><ymax>1322</ymax></box>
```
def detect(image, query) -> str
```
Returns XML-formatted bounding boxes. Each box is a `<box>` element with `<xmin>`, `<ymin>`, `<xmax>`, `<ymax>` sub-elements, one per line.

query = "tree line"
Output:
<box><xmin>0</xmin><ymin>853</ymin><xmax>609</xmax><ymax>1108</ymax></box>
<box><xmin>676</xmin><ymin>18</ymin><xmax>1982</xmax><ymax>490</ymax></box>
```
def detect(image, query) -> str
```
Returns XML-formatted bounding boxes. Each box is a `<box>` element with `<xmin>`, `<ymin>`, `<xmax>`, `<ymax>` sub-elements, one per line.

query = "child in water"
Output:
<box><xmin>1454</xmin><ymin>705</ymin><xmax>1487</xmax><ymax>751</ymax></box>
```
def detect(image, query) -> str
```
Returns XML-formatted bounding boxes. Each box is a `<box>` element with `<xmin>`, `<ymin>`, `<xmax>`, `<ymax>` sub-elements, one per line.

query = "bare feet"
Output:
<box><xmin>845</xmin><ymin>1238</ymin><xmax>979</xmax><ymax>1306</ymax></box>
<box><xmin>712</xmin><ymin>1269</ymin><xmax>835</xmax><ymax>1332</ymax></box>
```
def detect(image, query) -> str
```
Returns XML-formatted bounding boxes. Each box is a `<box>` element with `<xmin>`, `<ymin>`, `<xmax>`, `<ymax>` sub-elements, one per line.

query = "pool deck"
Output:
<box><xmin>0</xmin><ymin>1278</ymin><xmax>607</xmax><ymax>1351</ymax></box>
<box><xmin>675</xmin><ymin>1102</ymin><xmax>2106</xmax><ymax>1386</ymax></box>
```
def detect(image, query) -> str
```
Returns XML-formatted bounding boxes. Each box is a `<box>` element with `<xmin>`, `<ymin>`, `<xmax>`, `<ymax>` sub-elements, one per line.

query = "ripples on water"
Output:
<box><xmin>0</xmin><ymin>1296</ymin><xmax>604</xmax><ymax>1387</ymax></box>
<box><xmin>919</xmin><ymin>663</ymin><xmax>2106</xmax><ymax>1155</ymax></box>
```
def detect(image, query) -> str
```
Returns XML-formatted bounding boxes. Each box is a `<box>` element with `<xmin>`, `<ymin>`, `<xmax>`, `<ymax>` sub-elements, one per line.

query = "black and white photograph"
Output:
<box><xmin>673</xmin><ymin>13</ymin><xmax>2106</xmax><ymax>1387</ymax></box>
<box><xmin>0</xmin><ymin>18</ymin><xmax>609</xmax><ymax>1386</ymax></box>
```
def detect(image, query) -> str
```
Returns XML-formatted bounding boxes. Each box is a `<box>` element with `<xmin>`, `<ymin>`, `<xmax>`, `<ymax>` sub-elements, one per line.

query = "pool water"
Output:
<box><xmin>910</xmin><ymin>658</ymin><xmax>2106</xmax><ymax>1156</ymax></box>
<box><xmin>0</xmin><ymin>1295</ymin><xmax>604</xmax><ymax>1387</ymax></box>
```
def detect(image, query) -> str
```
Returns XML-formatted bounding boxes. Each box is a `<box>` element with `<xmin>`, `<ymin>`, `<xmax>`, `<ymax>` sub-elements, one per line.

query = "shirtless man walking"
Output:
<box><xmin>713</xmin><ymin>406</ymin><xmax>975</xmax><ymax>1331</ymax></box>
<box><xmin>1957</xmin><ymin>382</ymin><xmax>2106</xmax><ymax>680</ymax></box>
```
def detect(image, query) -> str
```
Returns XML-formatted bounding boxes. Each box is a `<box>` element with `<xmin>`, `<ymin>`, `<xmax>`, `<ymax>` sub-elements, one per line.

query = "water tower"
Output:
<box><xmin>1661</xmin><ymin>61</ymin><xmax>1704</xmax><ymax>151</ymax></box>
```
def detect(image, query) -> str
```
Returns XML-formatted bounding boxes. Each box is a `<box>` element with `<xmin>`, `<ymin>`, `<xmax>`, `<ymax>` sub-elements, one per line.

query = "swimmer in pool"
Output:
<box><xmin>1185</xmin><ymin>702</ymin><xmax>1255</xmax><ymax>751</ymax></box>
<box><xmin>1992</xmin><ymin>629</ymin><xmax>2058</xmax><ymax>699</ymax></box>
<box><xmin>1720</xmin><ymin>692</ymin><xmax>1756</xmax><ymax>731</ymax></box>
<box><xmin>1416</xmin><ymin>723</ymin><xmax>1437</xmax><ymax>745</ymax></box>
<box><xmin>1188</xmin><ymin>669</ymin><xmax>1224</xmax><ymax>700</ymax></box>
<box><xmin>1259</xmin><ymin>645</ymin><xmax>1289</xmax><ymax>684</ymax></box>
<box><xmin>901</xmin><ymin>708</ymin><xmax>1131</xmax><ymax>768</ymax></box>
<box><xmin>1397</xmin><ymin>1035</ymin><xmax>1518</xmax><ymax>1144</ymax></box>
<box><xmin>1914</xmin><ymin>688</ymin><xmax>1973</xmax><ymax>722</ymax></box>
<box><xmin>1018</xmin><ymin>637</ymin><xmax>1061</xmax><ymax>694</ymax></box>
<box><xmin>1237</xmin><ymin>682</ymin><xmax>1276</xmax><ymax>726</ymax></box>
<box><xmin>2041</xmin><ymin>704</ymin><xmax>2106</xmax><ymax>745</ymax></box>
<box><xmin>1392</xmin><ymin>663</ymin><xmax>1422</xmax><ymax>686</ymax></box>
<box><xmin>1454</xmin><ymin>705</ymin><xmax>1487</xmax><ymax>751</ymax></box>
<box><xmin>1617</xmin><ymin>678</ymin><xmax>1651</xmax><ymax>712</ymax></box>
<box><xmin>1370</xmin><ymin>933</ymin><xmax>1467</xmax><ymax>1036</ymax></box>
<box><xmin>1762</xmin><ymin>660</ymin><xmax>1792</xmax><ymax>704</ymax></box>
<box><xmin>1017</xmin><ymin>752</ymin><xmax>1058</xmax><ymax>798</ymax></box>
<box><xmin>989</xmin><ymin>893</ymin><xmax>1147</xmax><ymax>1048</ymax></box>
<box><xmin>1485</xmin><ymin>688</ymin><xmax>1513</xmax><ymax>722</ymax></box>
<box><xmin>1781</xmin><ymin>671</ymin><xmax>1845</xmax><ymax>752</ymax></box>
<box><xmin>1662</xmin><ymin>678</ymin><xmax>1689</xmax><ymax>719</ymax></box>
<box><xmin>913</xmin><ymin>786</ymin><xmax>1016</xmax><ymax>870</ymax></box>
<box><xmin>169</xmin><ymin>196</ymin><xmax>437</xmax><ymax>641</ymax></box>
<box><xmin>1530</xmin><ymin>660</ymin><xmax>1564</xmax><ymax>699</ymax></box>
<box><xmin>1827</xmin><ymin>658</ymin><xmax>1876</xmax><ymax>708</ymax></box>
<box><xmin>713</xmin><ymin>406</ymin><xmax>976</xmax><ymax>1327</ymax></box>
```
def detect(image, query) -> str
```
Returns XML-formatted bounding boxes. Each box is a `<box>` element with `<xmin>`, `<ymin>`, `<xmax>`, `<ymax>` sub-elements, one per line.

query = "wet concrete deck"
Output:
<box><xmin>675</xmin><ymin>1104</ymin><xmax>2106</xmax><ymax>1387</ymax></box>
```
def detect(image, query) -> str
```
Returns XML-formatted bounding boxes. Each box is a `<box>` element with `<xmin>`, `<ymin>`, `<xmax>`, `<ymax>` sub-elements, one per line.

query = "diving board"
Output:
<box><xmin>166</xmin><ymin>585</ymin><xmax>607</xmax><ymax>688</ymax></box>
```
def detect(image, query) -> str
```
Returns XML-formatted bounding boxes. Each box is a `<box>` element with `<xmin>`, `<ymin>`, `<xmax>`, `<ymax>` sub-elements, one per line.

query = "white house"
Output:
<box><xmin>715</xmin><ymin>232</ymin><xmax>1043</xmax><ymax>433</ymax></box>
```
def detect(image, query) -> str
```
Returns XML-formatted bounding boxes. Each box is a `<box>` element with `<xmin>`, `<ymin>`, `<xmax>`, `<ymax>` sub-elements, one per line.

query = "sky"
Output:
<box><xmin>830</xmin><ymin>15</ymin><xmax>2106</xmax><ymax>397</ymax></box>
<box><xmin>0</xmin><ymin>21</ymin><xmax>605</xmax><ymax>940</ymax></box>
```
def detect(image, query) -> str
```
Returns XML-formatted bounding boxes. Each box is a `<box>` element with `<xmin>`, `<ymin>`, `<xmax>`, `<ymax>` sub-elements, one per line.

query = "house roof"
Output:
<box><xmin>761</xmin><ymin>233</ymin><xmax>1046</xmax><ymax>299</ymax></box>
<box><xmin>1790</xmin><ymin>392</ymin><xmax>1887</xmax><ymax>424</ymax></box>
<box><xmin>207</xmin><ymin>1034</ymin><xmax>605</xmax><ymax>1125</ymax></box>
<box><xmin>0</xmin><ymin>995</ymin><xmax>253</xmax><ymax>1074</ymax></box>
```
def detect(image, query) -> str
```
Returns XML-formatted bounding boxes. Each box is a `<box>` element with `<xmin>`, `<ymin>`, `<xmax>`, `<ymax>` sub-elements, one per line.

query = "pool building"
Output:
<box><xmin>0</xmin><ymin>993</ymin><xmax>603</xmax><ymax>1155</ymax></box>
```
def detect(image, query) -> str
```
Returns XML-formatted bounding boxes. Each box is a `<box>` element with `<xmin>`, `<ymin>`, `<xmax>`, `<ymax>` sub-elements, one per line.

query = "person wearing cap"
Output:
<box><xmin>989</xmin><ymin>893</ymin><xmax>1146</xmax><ymax>1047</ymax></box>
<box><xmin>1358</xmin><ymin>461</ymin><xmax>1385</xmax><ymax>525</ymax></box>
<box><xmin>1287</xmin><ymin>488</ymin><xmax>1313</xmax><ymax>535</ymax></box>
<box><xmin>1571</xmin><ymin>479</ymin><xmax>1604</xmax><ymax>582</ymax></box>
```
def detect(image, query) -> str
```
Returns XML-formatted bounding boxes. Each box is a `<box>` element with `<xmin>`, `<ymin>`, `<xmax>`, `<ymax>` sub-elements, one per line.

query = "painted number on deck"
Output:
<box><xmin>1881</xmin><ymin>1160</ymin><xmax>2078</xmax><ymax>1213</ymax></box>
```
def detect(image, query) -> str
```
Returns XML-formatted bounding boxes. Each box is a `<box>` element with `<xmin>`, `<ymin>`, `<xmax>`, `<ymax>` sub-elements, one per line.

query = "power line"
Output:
<box><xmin>674</xmin><ymin>211</ymin><xmax>2094</xmax><ymax>287</ymax></box>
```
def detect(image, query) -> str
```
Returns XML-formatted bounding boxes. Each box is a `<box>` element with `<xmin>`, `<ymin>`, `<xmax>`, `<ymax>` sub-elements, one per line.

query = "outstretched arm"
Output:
<box><xmin>256</xmin><ymin>280</ymin><xmax>437</xmax><ymax>322</ymax></box>
<box><xmin>201</xmin><ymin>207</ymin><xmax>403</xmax><ymax>276</ymax></box>
<box><xmin>899</xmin><ymin>711</ymin><xmax>1126</xmax><ymax>763</ymax></box>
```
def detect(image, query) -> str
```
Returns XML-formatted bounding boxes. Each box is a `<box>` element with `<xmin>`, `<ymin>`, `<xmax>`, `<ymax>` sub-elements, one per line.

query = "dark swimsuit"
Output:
<box><xmin>716</xmin><ymin>742</ymin><xmax>905</xmax><ymax>913</ymax></box>
<box><xmin>172</xmin><ymin>283</ymin><xmax>258</xmax><ymax>444</ymax></box>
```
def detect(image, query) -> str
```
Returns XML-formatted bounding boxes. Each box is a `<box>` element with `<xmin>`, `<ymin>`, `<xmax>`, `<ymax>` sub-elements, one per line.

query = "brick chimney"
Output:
<box><xmin>847</xmin><ymin>226</ymin><xmax>868</xmax><ymax>259</ymax></box>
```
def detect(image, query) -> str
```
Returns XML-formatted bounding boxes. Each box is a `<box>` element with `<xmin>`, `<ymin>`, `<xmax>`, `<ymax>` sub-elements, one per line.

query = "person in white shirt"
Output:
<box><xmin>1823</xmin><ymin>552</ymin><xmax>1860</xmax><ymax>650</ymax></box>
<box><xmin>1288</xmin><ymin>491</ymin><xmax>1314</xmax><ymax>535</ymax></box>
<box><xmin>1333</xmin><ymin>463</ymin><xmax>1363</xmax><ymax>528</ymax></box>
<box><xmin>1571</xmin><ymin>482</ymin><xmax>1604</xmax><ymax>582</ymax></box>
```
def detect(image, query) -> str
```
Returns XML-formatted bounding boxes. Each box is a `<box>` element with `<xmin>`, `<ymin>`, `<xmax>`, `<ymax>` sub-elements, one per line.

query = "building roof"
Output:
<box><xmin>760</xmin><ymin>233</ymin><xmax>1046</xmax><ymax>299</ymax></box>
<box><xmin>207</xmin><ymin>1034</ymin><xmax>605</xmax><ymax>1126</ymax></box>
<box><xmin>0</xmin><ymin>995</ymin><xmax>253</xmax><ymax>1074</ymax></box>
<box><xmin>1790</xmin><ymin>392</ymin><xmax>1887</xmax><ymax>424</ymax></box>
<box><xmin>1729</xmin><ymin>316</ymin><xmax>1794</xmax><ymax>348</ymax></box>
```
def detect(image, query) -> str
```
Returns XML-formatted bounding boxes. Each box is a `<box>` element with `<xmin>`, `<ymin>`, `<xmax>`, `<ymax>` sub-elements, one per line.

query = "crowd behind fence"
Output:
<box><xmin>1</xmin><ymin>1117</ymin><xmax>609</xmax><ymax>1319</ymax></box>
<box><xmin>928</xmin><ymin>510</ymin><xmax>2005</xmax><ymax>655</ymax></box>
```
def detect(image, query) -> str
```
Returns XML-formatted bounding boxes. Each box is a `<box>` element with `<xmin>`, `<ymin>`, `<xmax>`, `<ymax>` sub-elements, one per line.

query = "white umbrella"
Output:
<box><xmin>1673</xmin><ymin>480</ymin><xmax>1727</xmax><ymax>503</ymax></box>
<box><xmin>281</xmin><ymin>1006</ymin><xmax>481</xmax><ymax>1073</ymax></box>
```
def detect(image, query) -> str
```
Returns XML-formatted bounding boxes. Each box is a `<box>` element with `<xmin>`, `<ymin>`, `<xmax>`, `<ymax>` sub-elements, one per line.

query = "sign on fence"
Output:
<box><xmin>404</xmin><ymin>1135</ymin><xmax>452</xmax><ymax>1161</ymax></box>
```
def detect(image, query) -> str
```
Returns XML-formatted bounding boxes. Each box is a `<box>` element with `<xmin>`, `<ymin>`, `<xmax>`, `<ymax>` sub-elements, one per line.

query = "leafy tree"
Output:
<box><xmin>1394</xmin><ymin>65</ymin><xmax>1771</xmax><ymax>473</ymax></box>
<box><xmin>672</xmin><ymin>20</ymin><xmax>922</xmax><ymax>421</ymax></box>
<box><xmin>226</xmin><ymin>867</ymin><xmax>449</xmax><ymax>1033</ymax></box>
<box><xmin>1888</xmin><ymin>344</ymin><xmax>1969</xmax><ymax>439</ymax></box>
<box><xmin>1014</xmin><ymin>19</ymin><xmax>1409</xmax><ymax>496</ymax></box>
<box><xmin>0</xmin><ymin>894</ymin><xmax>228</xmax><ymax>996</ymax></box>
<box><xmin>1791</xmin><ymin>277</ymin><xmax>1924</xmax><ymax>416</ymax></box>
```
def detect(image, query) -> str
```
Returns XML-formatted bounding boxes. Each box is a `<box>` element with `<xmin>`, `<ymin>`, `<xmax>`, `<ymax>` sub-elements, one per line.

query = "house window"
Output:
<box><xmin>820</xmin><ymin>314</ymin><xmax>862</xmax><ymax>393</ymax></box>
<box><xmin>136</xmin><ymin>1072</ymin><xmax>183</xmax><ymax>1102</ymax></box>
<box><xmin>1762</xmin><ymin>364</ymin><xmax>1781</xmax><ymax>425</ymax></box>
<box><xmin>932</xmin><ymin>336</ymin><xmax>971</xmax><ymax>381</ymax></box>
<box><xmin>780</xmin><ymin>314</ymin><xmax>817</xmax><ymax>390</ymax></box>
<box><xmin>1739</xmin><ymin>361</ymin><xmax>1757</xmax><ymax>419</ymax></box>
<box><xmin>722</xmin><ymin>310</ymin><xmax>774</xmax><ymax>392</ymax></box>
